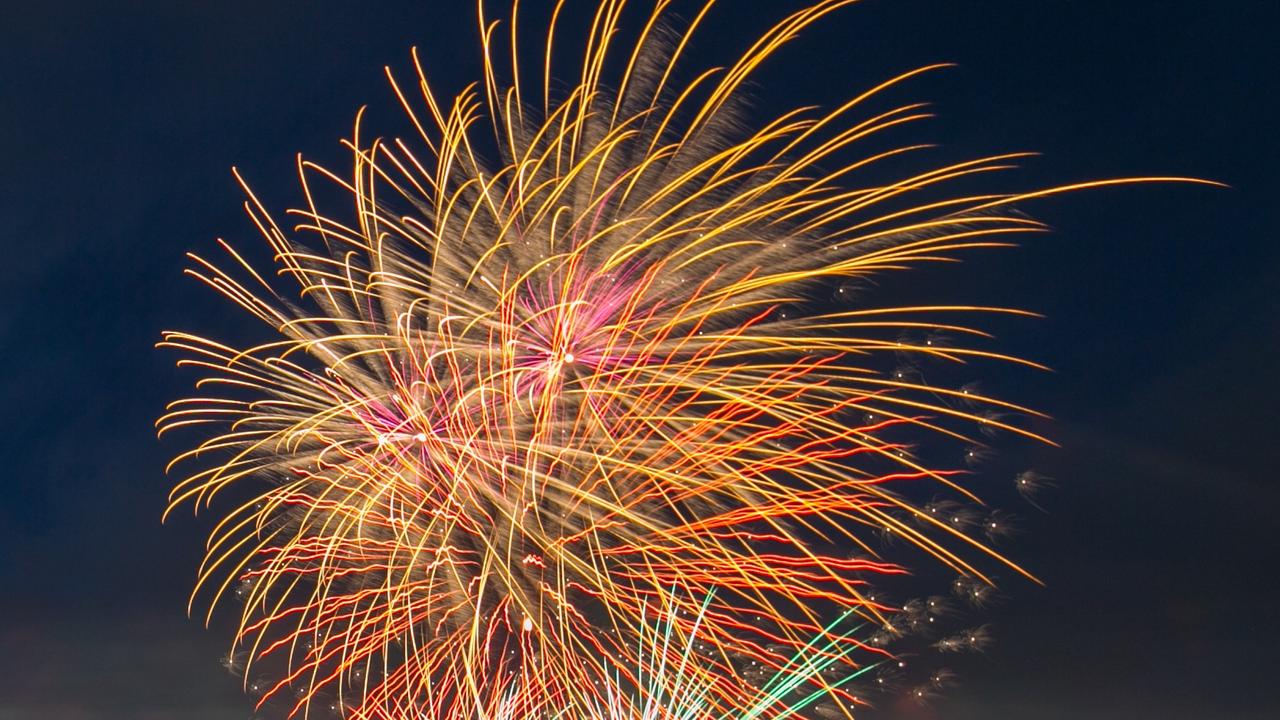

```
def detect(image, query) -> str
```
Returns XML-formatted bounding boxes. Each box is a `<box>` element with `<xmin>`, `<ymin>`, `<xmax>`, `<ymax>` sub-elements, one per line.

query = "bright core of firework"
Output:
<box><xmin>158</xmin><ymin>1</ymin><xmax>1209</xmax><ymax>718</ymax></box>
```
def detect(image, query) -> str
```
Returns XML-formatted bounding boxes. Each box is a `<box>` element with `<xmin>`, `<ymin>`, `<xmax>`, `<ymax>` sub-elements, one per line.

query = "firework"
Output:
<box><xmin>456</xmin><ymin>590</ymin><xmax>877</xmax><ymax>720</ymax></box>
<box><xmin>159</xmin><ymin>1</ymin><xmax>1209</xmax><ymax>717</ymax></box>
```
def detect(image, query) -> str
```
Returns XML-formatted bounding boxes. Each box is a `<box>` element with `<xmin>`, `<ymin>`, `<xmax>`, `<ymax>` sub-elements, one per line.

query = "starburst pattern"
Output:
<box><xmin>159</xmin><ymin>1</ymin><xmax>1209</xmax><ymax>717</ymax></box>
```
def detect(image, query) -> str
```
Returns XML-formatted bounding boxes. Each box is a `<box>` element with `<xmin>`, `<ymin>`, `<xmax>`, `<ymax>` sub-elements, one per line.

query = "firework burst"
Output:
<box><xmin>159</xmin><ymin>1</ymin><xmax>1209</xmax><ymax>717</ymax></box>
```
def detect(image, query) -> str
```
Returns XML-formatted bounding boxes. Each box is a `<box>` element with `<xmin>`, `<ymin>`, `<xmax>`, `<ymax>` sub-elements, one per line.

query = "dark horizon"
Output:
<box><xmin>2</xmin><ymin>1</ymin><xmax>1277</xmax><ymax>718</ymax></box>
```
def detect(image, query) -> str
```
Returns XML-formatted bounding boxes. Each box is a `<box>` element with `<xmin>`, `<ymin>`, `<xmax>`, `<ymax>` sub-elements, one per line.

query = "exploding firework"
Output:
<box><xmin>159</xmin><ymin>1</ymin><xmax>1209</xmax><ymax>717</ymax></box>
<box><xmin>452</xmin><ymin>590</ymin><xmax>877</xmax><ymax>720</ymax></box>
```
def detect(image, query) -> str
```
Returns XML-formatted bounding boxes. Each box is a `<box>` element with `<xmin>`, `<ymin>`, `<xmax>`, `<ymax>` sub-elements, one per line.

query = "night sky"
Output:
<box><xmin>2</xmin><ymin>1</ymin><xmax>1277</xmax><ymax>718</ymax></box>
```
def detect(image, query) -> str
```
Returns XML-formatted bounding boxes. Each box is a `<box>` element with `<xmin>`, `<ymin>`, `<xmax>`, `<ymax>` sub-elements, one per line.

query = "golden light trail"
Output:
<box><xmin>159</xmin><ymin>1</ymin><xmax>1217</xmax><ymax>718</ymax></box>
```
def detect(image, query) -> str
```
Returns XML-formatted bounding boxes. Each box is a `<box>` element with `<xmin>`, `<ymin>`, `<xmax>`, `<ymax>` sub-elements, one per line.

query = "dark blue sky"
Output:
<box><xmin>1</xmin><ymin>1</ymin><xmax>1277</xmax><ymax>718</ymax></box>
